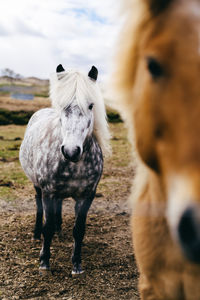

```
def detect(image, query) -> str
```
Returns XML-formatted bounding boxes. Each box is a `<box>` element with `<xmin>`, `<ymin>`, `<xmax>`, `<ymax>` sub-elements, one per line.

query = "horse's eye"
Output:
<box><xmin>147</xmin><ymin>57</ymin><xmax>164</xmax><ymax>79</ymax></box>
<box><xmin>88</xmin><ymin>103</ymin><xmax>94</xmax><ymax>110</ymax></box>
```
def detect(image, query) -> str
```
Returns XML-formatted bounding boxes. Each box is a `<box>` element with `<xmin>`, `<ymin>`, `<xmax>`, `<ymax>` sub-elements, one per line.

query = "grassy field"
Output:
<box><xmin>0</xmin><ymin>125</ymin><xmax>27</xmax><ymax>201</ymax></box>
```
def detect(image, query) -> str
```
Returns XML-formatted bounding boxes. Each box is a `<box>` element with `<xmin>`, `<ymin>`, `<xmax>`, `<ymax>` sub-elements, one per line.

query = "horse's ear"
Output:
<box><xmin>145</xmin><ymin>0</ymin><xmax>172</xmax><ymax>15</ymax></box>
<box><xmin>88</xmin><ymin>66</ymin><xmax>98</xmax><ymax>81</ymax></box>
<box><xmin>56</xmin><ymin>64</ymin><xmax>65</xmax><ymax>73</ymax></box>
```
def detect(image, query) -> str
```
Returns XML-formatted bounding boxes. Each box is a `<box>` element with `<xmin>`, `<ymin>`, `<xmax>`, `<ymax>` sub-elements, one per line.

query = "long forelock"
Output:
<box><xmin>50</xmin><ymin>70</ymin><xmax>111</xmax><ymax>156</ymax></box>
<box><xmin>50</xmin><ymin>70</ymin><xmax>89</xmax><ymax>112</ymax></box>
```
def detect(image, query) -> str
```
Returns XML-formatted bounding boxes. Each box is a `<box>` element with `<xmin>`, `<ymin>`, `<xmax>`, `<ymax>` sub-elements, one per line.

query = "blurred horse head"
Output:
<box><xmin>114</xmin><ymin>0</ymin><xmax>200</xmax><ymax>298</ymax></box>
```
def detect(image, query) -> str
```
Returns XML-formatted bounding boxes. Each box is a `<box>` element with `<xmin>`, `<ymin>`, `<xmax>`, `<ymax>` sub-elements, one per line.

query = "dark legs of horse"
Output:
<box><xmin>72</xmin><ymin>197</ymin><xmax>93</xmax><ymax>275</ymax></box>
<box><xmin>34</xmin><ymin>186</ymin><xmax>43</xmax><ymax>240</ymax></box>
<box><xmin>39</xmin><ymin>193</ymin><xmax>55</xmax><ymax>271</ymax></box>
<box><xmin>55</xmin><ymin>199</ymin><xmax>62</xmax><ymax>234</ymax></box>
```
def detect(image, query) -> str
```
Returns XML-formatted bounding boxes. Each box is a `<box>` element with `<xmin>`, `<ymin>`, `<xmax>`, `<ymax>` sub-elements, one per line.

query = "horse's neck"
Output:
<box><xmin>135</xmin><ymin>161</ymin><xmax>166</xmax><ymax>214</ymax></box>
<box><xmin>83</xmin><ymin>134</ymin><xmax>99</xmax><ymax>153</ymax></box>
<box><xmin>147</xmin><ymin>170</ymin><xmax>167</xmax><ymax>213</ymax></box>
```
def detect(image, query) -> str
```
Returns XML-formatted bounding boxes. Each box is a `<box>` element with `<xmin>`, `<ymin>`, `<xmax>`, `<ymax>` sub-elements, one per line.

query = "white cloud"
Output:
<box><xmin>0</xmin><ymin>0</ymin><xmax>121</xmax><ymax>80</ymax></box>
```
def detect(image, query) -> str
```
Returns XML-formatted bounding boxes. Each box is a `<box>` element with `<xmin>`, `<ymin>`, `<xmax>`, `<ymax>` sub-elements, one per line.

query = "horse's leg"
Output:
<box><xmin>33</xmin><ymin>186</ymin><xmax>43</xmax><ymax>240</ymax></box>
<box><xmin>39</xmin><ymin>192</ymin><xmax>55</xmax><ymax>271</ymax></box>
<box><xmin>55</xmin><ymin>199</ymin><xmax>62</xmax><ymax>234</ymax></box>
<box><xmin>72</xmin><ymin>197</ymin><xmax>93</xmax><ymax>275</ymax></box>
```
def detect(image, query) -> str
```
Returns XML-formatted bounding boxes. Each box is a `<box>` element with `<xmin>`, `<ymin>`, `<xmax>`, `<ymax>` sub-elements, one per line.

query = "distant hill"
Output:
<box><xmin>0</xmin><ymin>76</ymin><xmax>49</xmax><ymax>87</ymax></box>
<box><xmin>23</xmin><ymin>77</ymin><xmax>49</xmax><ymax>86</ymax></box>
<box><xmin>0</xmin><ymin>76</ymin><xmax>49</xmax><ymax>98</ymax></box>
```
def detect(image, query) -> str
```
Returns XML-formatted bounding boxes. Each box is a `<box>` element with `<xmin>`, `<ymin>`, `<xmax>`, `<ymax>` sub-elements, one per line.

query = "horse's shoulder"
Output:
<box><xmin>34</xmin><ymin>107</ymin><xmax>55</xmax><ymax>118</ymax></box>
<box><xmin>27</xmin><ymin>108</ymin><xmax>57</xmax><ymax>128</ymax></box>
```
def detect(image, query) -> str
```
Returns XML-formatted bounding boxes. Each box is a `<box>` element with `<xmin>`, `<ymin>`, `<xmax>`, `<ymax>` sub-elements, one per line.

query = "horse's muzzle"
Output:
<box><xmin>61</xmin><ymin>145</ymin><xmax>81</xmax><ymax>162</ymax></box>
<box><xmin>178</xmin><ymin>206</ymin><xmax>200</xmax><ymax>264</ymax></box>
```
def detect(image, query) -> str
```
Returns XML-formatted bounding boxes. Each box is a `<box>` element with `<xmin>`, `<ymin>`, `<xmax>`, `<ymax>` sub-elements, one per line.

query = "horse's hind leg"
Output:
<box><xmin>34</xmin><ymin>186</ymin><xmax>43</xmax><ymax>240</ymax></box>
<box><xmin>72</xmin><ymin>198</ymin><xmax>93</xmax><ymax>275</ymax></box>
<box><xmin>39</xmin><ymin>192</ymin><xmax>55</xmax><ymax>271</ymax></box>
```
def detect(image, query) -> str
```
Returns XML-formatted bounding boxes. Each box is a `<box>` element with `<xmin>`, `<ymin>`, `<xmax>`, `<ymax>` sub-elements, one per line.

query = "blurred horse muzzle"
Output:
<box><xmin>178</xmin><ymin>206</ymin><xmax>200</xmax><ymax>263</ymax></box>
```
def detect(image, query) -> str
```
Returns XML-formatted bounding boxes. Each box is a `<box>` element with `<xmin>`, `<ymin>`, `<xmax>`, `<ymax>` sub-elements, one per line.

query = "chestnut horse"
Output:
<box><xmin>114</xmin><ymin>0</ymin><xmax>200</xmax><ymax>299</ymax></box>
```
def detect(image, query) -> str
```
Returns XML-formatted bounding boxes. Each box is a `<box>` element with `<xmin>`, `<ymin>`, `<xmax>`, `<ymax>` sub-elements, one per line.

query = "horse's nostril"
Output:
<box><xmin>70</xmin><ymin>146</ymin><xmax>81</xmax><ymax>162</ymax></box>
<box><xmin>61</xmin><ymin>146</ymin><xmax>70</xmax><ymax>160</ymax></box>
<box><xmin>75</xmin><ymin>146</ymin><xmax>81</xmax><ymax>156</ymax></box>
<box><xmin>61</xmin><ymin>145</ymin><xmax>81</xmax><ymax>162</ymax></box>
<box><xmin>178</xmin><ymin>208</ymin><xmax>197</xmax><ymax>245</ymax></box>
<box><xmin>61</xmin><ymin>145</ymin><xmax>65</xmax><ymax>157</ymax></box>
<box><xmin>178</xmin><ymin>207</ymin><xmax>200</xmax><ymax>263</ymax></box>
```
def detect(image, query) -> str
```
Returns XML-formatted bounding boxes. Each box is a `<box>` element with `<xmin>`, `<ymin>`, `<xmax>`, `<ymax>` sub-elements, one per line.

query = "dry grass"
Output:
<box><xmin>0</xmin><ymin>95</ymin><xmax>50</xmax><ymax>112</ymax></box>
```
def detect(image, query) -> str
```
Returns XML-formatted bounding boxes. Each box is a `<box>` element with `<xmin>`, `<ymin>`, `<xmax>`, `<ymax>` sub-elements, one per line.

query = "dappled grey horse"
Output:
<box><xmin>19</xmin><ymin>65</ymin><xmax>110</xmax><ymax>275</ymax></box>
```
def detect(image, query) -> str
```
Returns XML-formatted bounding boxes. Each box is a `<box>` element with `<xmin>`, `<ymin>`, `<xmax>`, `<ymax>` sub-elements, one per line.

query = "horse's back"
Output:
<box><xmin>19</xmin><ymin>108</ymin><xmax>59</xmax><ymax>185</ymax></box>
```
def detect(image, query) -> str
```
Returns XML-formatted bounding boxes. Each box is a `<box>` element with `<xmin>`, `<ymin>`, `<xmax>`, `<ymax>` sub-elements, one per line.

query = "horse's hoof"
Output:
<box><xmin>72</xmin><ymin>264</ymin><xmax>84</xmax><ymax>277</ymax></box>
<box><xmin>71</xmin><ymin>270</ymin><xmax>85</xmax><ymax>277</ymax></box>
<box><xmin>32</xmin><ymin>236</ymin><xmax>41</xmax><ymax>241</ymax></box>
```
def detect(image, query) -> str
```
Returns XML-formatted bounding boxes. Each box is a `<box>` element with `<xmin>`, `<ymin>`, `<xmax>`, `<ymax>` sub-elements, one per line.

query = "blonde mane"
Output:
<box><xmin>112</xmin><ymin>0</ymin><xmax>151</xmax><ymax>206</ymax></box>
<box><xmin>50</xmin><ymin>69</ymin><xmax>111</xmax><ymax>156</ymax></box>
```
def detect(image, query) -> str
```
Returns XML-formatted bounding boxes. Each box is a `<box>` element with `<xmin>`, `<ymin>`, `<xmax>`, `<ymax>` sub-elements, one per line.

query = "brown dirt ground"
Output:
<box><xmin>0</xmin><ymin>123</ymin><xmax>140</xmax><ymax>300</ymax></box>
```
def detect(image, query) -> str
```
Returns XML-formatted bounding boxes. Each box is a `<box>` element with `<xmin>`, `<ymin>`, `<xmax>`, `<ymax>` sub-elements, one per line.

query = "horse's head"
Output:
<box><xmin>60</xmin><ymin>102</ymin><xmax>95</xmax><ymax>162</ymax></box>
<box><xmin>117</xmin><ymin>0</ymin><xmax>200</xmax><ymax>262</ymax></box>
<box><xmin>56</xmin><ymin>65</ymin><xmax>98</xmax><ymax>162</ymax></box>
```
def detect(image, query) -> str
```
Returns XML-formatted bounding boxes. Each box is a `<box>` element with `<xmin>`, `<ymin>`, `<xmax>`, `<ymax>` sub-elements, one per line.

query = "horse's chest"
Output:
<box><xmin>53</xmin><ymin>152</ymin><xmax>103</xmax><ymax>197</ymax></box>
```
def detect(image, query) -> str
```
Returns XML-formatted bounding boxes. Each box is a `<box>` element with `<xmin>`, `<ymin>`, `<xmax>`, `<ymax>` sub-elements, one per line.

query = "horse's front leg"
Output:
<box><xmin>72</xmin><ymin>197</ymin><xmax>93</xmax><ymax>275</ymax></box>
<box><xmin>34</xmin><ymin>186</ymin><xmax>43</xmax><ymax>240</ymax></box>
<box><xmin>55</xmin><ymin>199</ymin><xmax>62</xmax><ymax>234</ymax></box>
<box><xmin>39</xmin><ymin>192</ymin><xmax>55</xmax><ymax>272</ymax></box>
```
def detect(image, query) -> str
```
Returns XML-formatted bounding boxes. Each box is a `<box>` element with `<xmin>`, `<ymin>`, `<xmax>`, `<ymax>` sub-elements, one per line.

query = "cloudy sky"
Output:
<box><xmin>0</xmin><ymin>0</ymin><xmax>121</xmax><ymax>81</ymax></box>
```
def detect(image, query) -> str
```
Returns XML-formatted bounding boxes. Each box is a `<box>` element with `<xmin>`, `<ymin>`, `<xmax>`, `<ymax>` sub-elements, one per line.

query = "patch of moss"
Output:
<box><xmin>107</xmin><ymin>111</ymin><xmax>122</xmax><ymax>123</ymax></box>
<box><xmin>34</xmin><ymin>93</ymin><xmax>49</xmax><ymax>98</ymax></box>
<box><xmin>0</xmin><ymin>186</ymin><xmax>15</xmax><ymax>201</ymax></box>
